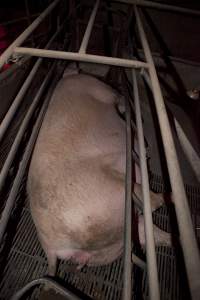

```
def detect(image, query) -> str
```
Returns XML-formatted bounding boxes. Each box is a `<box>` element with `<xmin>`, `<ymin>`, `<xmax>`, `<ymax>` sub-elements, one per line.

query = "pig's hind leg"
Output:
<box><xmin>138</xmin><ymin>215</ymin><xmax>171</xmax><ymax>247</ymax></box>
<box><xmin>133</xmin><ymin>183</ymin><xmax>166</xmax><ymax>213</ymax></box>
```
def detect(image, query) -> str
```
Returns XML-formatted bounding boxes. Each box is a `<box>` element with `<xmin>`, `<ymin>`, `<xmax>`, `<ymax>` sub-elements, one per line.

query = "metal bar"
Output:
<box><xmin>132</xmin><ymin>253</ymin><xmax>146</xmax><ymax>270</ymax></box>
<box><xmin>0</xmin><ymin>14</ymin><xmax>40</xmax><ymax>27</ymax></box>
<box><xmin>132</xmin><ymin>70</ymin><xmax>160</xmax><ymax>300</ymax></box>
<box><xmin>0</xmin><ymin>0</ymin><xmax>61</xmax><ymax>69</ymax></box>
<box><xmin>137</xmin><ymin>49</ymin><xmax>200</xmax><ymax>68</ymax></box>
<box><xmin>79</xmin><ymin>0</ymin><xmax>100</xmax><ymax>53</ymax></box>
<box><xmin>122</xmin><ymin>98</ymin><xmax>132</xmax><ymax>300</ymax></box>
<box><xmin>25</xmin><ymin>0</ymin><xmax>35</xmax><ymax>46</ymax></box>
<box><xmin>135</xmin><ymin>7</ymin><xmax>200</xmax><ymax>299</ymax></box>
<box><xmin>141</xmin><ymin>68</ymin><xmax>200</xmax><ymax>182</ymax></box>
<box><xmin>10</xmin><ymin>277</ymin><xmax>82</xmax><ymax>300</ymax></box>
<box><xmin>0</xmin><ymin>21</ymin><xmax>66</xmax><ymax>144</ymax></box>
<box><xmin>0</xmin><ymin>64</ymin><xmax>54</xmax><ymax>193</ymax></box>
<box><xmin>174</xmin><ymin>119</ymin><xmax>200</xmax><ymax>181</ymax></box>
<box><xmin>14</xmin><ymin>47</ymin><xmax>149</xmax><ymax>69</ymax></box>
<box><xmin>0</xmin><ymin>64</ymin><xmax>57</xmax><ymax>244</ymax></box>
<box><xmin>111</xmin><ymin>0</ymin><xmax>200</xmax><ymax>16</ymax></box>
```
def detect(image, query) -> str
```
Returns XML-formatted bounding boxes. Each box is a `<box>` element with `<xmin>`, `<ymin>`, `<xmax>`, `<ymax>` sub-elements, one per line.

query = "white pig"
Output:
<box><xmin>27</xmin><ymin>71</ymin><xmax>170</xmax><ymax>275</ymax></box>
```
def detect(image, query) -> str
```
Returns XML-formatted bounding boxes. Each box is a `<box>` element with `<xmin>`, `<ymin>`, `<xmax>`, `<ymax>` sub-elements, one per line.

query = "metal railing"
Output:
<box><xmin>0</xmin><ymin>0</ymin><xmax>200</xmax><ymax>299</ymax></box>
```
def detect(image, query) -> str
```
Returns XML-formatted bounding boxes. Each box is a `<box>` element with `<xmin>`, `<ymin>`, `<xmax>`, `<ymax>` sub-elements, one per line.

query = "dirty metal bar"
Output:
<box><xmin>0</xmin><ymin>0</ymin><xmax>61</xmax><ymax>69</ymax></box>
<box><xmin>141</xmin><ymin>69</ymin><xmax>200</xmax><ymax>182</ymax></box>
<box><xmin>132</xmin><ymin>70</ymin><xmax>160</xmax><ymax>300</ymax></box>
<box><xmin>79</xmin><ymin>0</ymin><xmax>100</xmax><ymax>53</ymax></box>
<box><xmin>14</xmin><ymin>47</ymin><xmax>149</xmax><ymax>69</ymax></box>
<box><xmin>122</xmin><ymin>98</ymin><xmax>132</xmax><ymax>300</ymax></box>
<box><xmin>135</xmin><ymin>7</ymin><xmax>200</xmax><ymax>299</ymax></box>
<box><xmin>0</xmin><ymin>21</ymin><xmax>66</xmax><ymax>144</ymax></box>
<box><xmin>10</xmin><ymin>277</ymin><xmax>82</xmax><ymax>300</ymax></box>
<box><xmin>0</xmin><ymin>64</ymin><xmax>54</xmax><ymax>193</ymax></box>
<box><xmin>111</xmin><ymin>0</ymin><xmax>200</xmax><ymax>16</ymax></box>
<box><xmin>0</xmin><ymin>64</ymin><xmax>57</xmax><ymax>244</ymax></box>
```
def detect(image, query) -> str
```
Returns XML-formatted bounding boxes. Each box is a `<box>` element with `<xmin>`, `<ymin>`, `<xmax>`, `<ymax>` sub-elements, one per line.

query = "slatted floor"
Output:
<box><xmin>0</xmin><ymin>174</ymin><xmax>199</xmax><ymax>300</ymax></box>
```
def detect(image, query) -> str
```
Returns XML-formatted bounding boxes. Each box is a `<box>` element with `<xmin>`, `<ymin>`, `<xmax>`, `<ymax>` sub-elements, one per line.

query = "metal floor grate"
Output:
<box><xmin>0</xmin><ymin>176</ymin><xmax>199</xmax><ymax>300</ymax></box>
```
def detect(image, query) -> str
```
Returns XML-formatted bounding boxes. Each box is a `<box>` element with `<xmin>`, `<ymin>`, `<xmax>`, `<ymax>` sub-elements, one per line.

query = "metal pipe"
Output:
<box><xmin>10</xmin><ymin>277</ymin><xmax>82</xmax><ymax>300</ymax></box>
<box><xmin>0</xmin><ymin>64</ymin><xmax>57</xmax><ymax>244</ymax></box>
<box><xmin>0</xmin><ymin>21</ymin><xmax>66</xmax><ymax>144</ymax></box>
<box><xmin>132</xmin><ymin>70</ymin><xmax>160</xmax><ymax>300</ymax></box>
<box><xmin>79</xmin><ymin>0</ymin><xmax>100</xmax><ymax>53</ymax></box>
<box><xmin>0</xmin><ymin>0</ymin><xmax>61</xmax><ymax>69</ymax></box>
<box><xmin>141</xmin><ymin>68</ymin><xmax>200</xmax><ymax>182</ymax></box>
<box><xmin>0</xmin><ymin>14</ymin><xmax>40</xmax><ymax>27</ymax></box>
<box><xmin>135</xmin><ymin>7</ymin><xmax>200</xmax><ymax>299</ymax></box>
<box><xmin>122</xmin><ymin>98</ymin><xmax>132</xmax><ymax>300</ymax></box>
<box><xmin>111</xmin><ymin>0</ymin><xmax>200</xmax><ymax>16</ymax></box>
<box><xmin>25</xmin><ymin>0</ymin><xmax>34</xmax><ymax>46</ymax></box>
<box><xmin>0</xmin><ymin>64</ymin><xmax>54</xmax><ymax>192</ymax></box>
<box><xmin>14</xmin><ymin>47</ymin><xmax>149</xmax><ymax>69</ymax></box>
<box><xmin>174</xmin><ymin>119</ymin><xmax>200</xmax><ymax>181</ymax></box>
<box><xmin>132</xmin><ymin>253</ymin><xmax>146</xmax><ymax>270</ymax></box>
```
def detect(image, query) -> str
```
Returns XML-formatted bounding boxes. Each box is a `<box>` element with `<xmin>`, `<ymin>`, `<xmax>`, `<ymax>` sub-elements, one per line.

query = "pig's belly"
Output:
<box><xmin>28</xmin><ymin>153</ymin><xmax>125</xmax><ymax>265</ymax></box>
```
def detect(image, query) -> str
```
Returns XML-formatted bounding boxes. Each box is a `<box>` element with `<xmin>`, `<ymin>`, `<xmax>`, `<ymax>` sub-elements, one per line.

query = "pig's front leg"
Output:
<box><xmin>133</xmin><ymin>183</ymin><xmax>166</xmax><ymax>213</ymax></box>
<box><xmin>138</xmin><ymin>215</ymin><xmax>171</xmax><ymax>247</ymax></box>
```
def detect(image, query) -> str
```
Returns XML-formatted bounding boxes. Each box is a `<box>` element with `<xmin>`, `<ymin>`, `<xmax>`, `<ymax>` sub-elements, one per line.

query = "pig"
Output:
<box><xmin>27</xmin><ymin>71</ymin><xmax>170</xmax><ymax>276</ymax></box>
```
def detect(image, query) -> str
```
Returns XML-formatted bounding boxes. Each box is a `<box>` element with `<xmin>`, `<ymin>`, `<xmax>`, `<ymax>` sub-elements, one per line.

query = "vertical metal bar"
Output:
<box><xmin>0</xmin><ymin>63</ymin><xmax>57</xmax><ymax>244</ymax></box>
<box><xmin>0</xmin><ymin>0</ymin><xmax>61</xmax><ymax>69</ymax></box>
<box><xmin>122</xmin><ymin>98</ymin><xmax>132</xmax><ymax>300</ymax></box>
<box><xmin>24</xmin><ymin>0</ymin><xmax>35</xmax><ymax>46</ymax></box>
<box><xmin>132</xmin><ymin>70</ymin><xmax>160</xmax><ymax>300</ymax></box>
<box><xmin>141</xmin><ymin>69</ymin><xmax>200</xmax><ymax>182</ymax></box>
<box><xmin>0</xmin><ymin>64</ymin><xmax>54</xmax><ymax>193</ymax></box>
<box><xmin>135</xmin><ymin>7</ymin><xmax>200</xmax><ymax>299</ymax></box>
<box><xmin>174</xmin><ymin>119</ymin><xmax>200</xmax><ymax>181</ymax></box>
<box><xmin>79</xmin><ymin>0</ymin><xmax>100</xmax><ymax>53</ymax></box>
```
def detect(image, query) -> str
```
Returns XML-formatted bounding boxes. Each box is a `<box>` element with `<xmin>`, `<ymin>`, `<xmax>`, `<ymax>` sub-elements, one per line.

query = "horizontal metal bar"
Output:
<box><xmin>14</xmin><ymin>47</ymin><xmax>149</xmax><ymax>69</ymax></box>
<box><xmin>0</xmin><ymin>64</ymin><xmax>54</xmax><ymax>193</ymax></box>
<box><xmin>135</xmin><ymin>7</ymin><xmax>200</xmax><ymax>300</ymax></box>
<box><xmin>122</xmin><ymin>99</ymin><xmax>132</xmax><ymax>300</ymax></box>
<box><xmin>132</xmin><ymin>70</ymin><xmax>160</xmax><ymax>300</ymax></box>
<box><xmin>140</xmin><ymin>68</ymin><xmax>200</xmax><ymax>182</ymax></box>
<box><xmin>0</xmin><ymin>66</ymin><xmax>56</xmax><ymax>244</ymax></box>
<box><xmin>79</xmin><ymin>0</ymin><xmax>100</xmax><ymax>53</ymax></box>
<box><xmin>0</xmin><ymin>21</ymin><xmax>66</xmax><ymax>144</ymax></box>
<box><xmin>111</xmin><ymin>0</ymin><xmax>200</xmax><ymax>16</ymax></box>
<box><xmin>0</xmin><ymin>0</ymin><xmax>61</xmax><ymax>69</ymax></box>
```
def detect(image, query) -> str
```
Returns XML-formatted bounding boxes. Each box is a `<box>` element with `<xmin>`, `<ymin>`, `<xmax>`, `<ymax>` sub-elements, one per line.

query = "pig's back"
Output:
<box><xmin>27</xmin><ymin>74</ymin><xmax>125</xmax><ymax>254</ymax></box>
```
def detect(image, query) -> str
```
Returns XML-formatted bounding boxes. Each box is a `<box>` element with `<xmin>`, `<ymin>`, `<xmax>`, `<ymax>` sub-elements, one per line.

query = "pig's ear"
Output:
<box><xmin>63</xmin><ymin>62</ymin><xmax>80</xmax><ymax>78</ymax></box>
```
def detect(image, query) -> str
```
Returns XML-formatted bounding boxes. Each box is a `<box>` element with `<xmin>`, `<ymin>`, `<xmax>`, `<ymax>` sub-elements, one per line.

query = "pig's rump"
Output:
<box><xmin>27</xmin><ymin>74</ymin><xmax>127</xmax><ymax>265</ymax></box>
